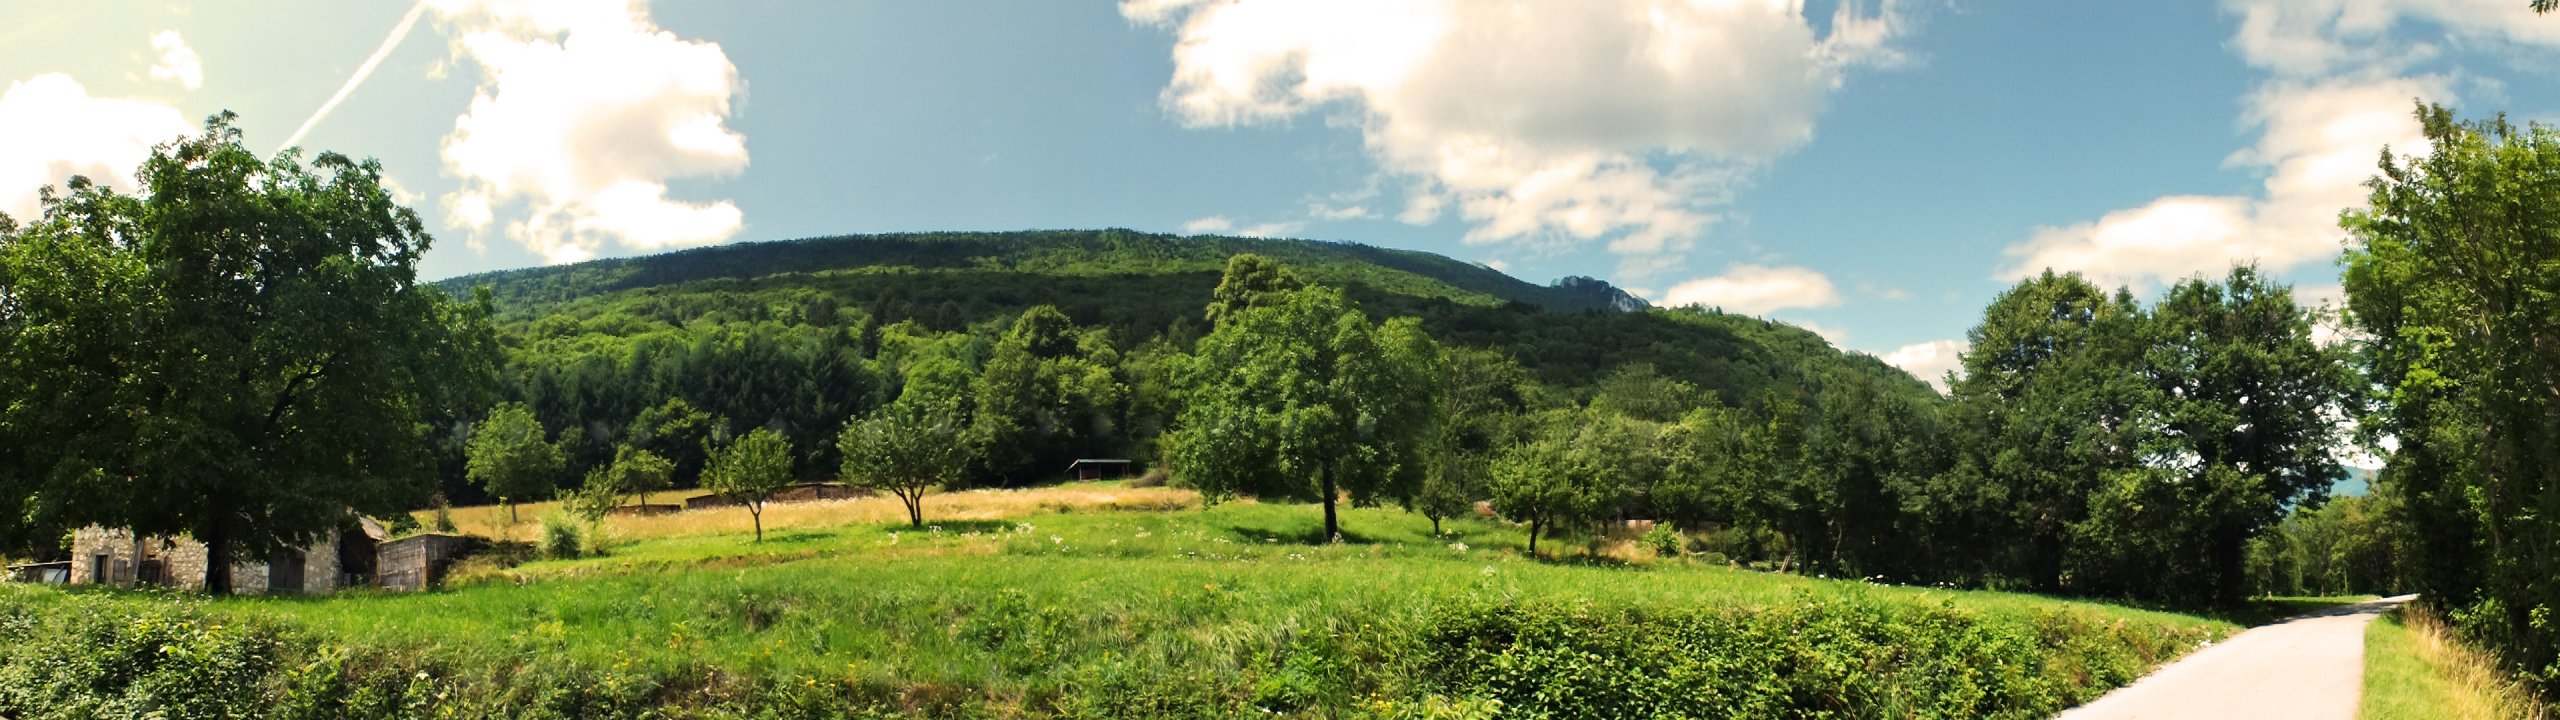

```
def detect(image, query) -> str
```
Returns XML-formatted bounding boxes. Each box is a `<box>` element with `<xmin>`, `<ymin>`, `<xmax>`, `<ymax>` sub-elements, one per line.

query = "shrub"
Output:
<box><xmin>1642</xmin><ymin>524</ymin><xmax>1685</xmax><ymax>558</ymax></box>
<box><xmin>540</xmin><ymin>512</ymin><xmax>583</xmax><ymax>560</ymax></box>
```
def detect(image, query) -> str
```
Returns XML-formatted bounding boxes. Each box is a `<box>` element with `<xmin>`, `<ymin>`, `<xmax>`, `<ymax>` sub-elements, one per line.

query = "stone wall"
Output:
<box><xmin>67</xmin><ymin>528</ymin><xmax>145</xmax><ymax>586</ymax></box>
<box><xmin>78</xmin><ymin>526</ymin><xmax>350</xmax><ymax>594</ymax></box>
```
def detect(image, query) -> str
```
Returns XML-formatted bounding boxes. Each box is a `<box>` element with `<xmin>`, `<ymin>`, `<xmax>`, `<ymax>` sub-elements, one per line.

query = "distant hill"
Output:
<box><xmin>437</xmin><ymin>229</ymin><xmax>1650</xmax><ymax>318</ymax></box>
<box><xmin>422</xmin><ymin>229</ymin><xmax>1935</xmax><ymax>504</ymax></box>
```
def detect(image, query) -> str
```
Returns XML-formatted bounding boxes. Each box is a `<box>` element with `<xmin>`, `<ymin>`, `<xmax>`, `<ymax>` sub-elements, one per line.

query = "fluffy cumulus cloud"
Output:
<box><xmin>2000</xmin><ymin>0</ymin><xmax>2560</xmax><ymax>289</ymax></box>
<box><xmin>1880</xmin><ymin>338</ymin><xmax>1964</xmax><ymax>392</ymax></box>
<box><xmin>0</xmin><ymin>74</ymin><xmax>190</xmax><ymax>221</ymax></box>
<box><xmin>429</xmin><ymin>0</ymin><xmax>749</xmax><ymax>264</ymax></box>
<box><xmin>1125</xmin><ymin>0</ymin><xmax>1912</xmax><ymax>274</ymax></box>
<box><xmin>147</xmin><ymin>30</ymin><xmax>204</xmax><ymax>91</ymax></box>
<box><xmin>1657</xmin><ymin>263</ymin><xmax>1841</xmax><ymax>315</ymax></box>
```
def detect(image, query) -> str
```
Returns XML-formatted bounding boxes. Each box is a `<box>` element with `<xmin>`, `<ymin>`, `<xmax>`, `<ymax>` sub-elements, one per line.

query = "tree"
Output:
<box><xmin>2117</xmin><ymin>267</ymin><xmax>2351</xmax><ymax>605</ymax></box>
<box><xmin>839</xmin><ymin>398</ymin><xmax>972</xmax><ymax>528</ymax></box>
<box><xmin>2343</xmin><ymin>104</ymin><xmax>2560</xmax><ymax>692</ymax></box>
<box><xmin>467</xmin><ymin>402</ymin><xmax>562</xmax><ymax>526</ymax></box>
<box><xmin>704</xmin><ymin>428</ymin><xmax>794</xmax><ymax>542</ymax></box>
<box><xmin>595</xmin><ymin>444</ymin><xmax>674</xmax><ymax>507</ymax></box>
<box><xmin>973</xmin><ymin>305</ymin><xmax>1128</xmax><ymax>485</ymax></box>
<box><xmin>631</xmin><ymin>397</ymin><xmax>722</xmax><ymax>488</ymax></box>
<box><xmin>1410</xmin><ymin>347</ymin><xmax>1531</xmax><ymax>536</ymax></box>
<box><xmin>1488</xmin><ymin>428</ymin><xmax>1588</xmax><ymax>557</ymax></box>
<box><xmin>1203</xmin><ymin>253</ymin><xmax>1302</xmax><ymax>324</ymax></box>
<box><xmin>1169</xmin><ymin>279</ymin><xmax>1440</xmax><ymax>542</ymax></box>
<box><xmin>1931</xmin><ymin>271</ymin><xmax>2145</xmax><ymax>590</ymax></box>
<box><xmin>0</xmin><ymin>113</ymin><xmax>501</xmax><ymax>591</ymax></box>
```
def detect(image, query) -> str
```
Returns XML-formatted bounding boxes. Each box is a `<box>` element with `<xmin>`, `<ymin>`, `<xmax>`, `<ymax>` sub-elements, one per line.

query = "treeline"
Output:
<box><xmin>2338</xmin><ymin>107</ymin><xmax>2560</xmax><ymax>698</ymax></box>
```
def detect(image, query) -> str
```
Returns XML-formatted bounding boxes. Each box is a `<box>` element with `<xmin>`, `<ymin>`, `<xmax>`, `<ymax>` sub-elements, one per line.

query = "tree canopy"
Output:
<box><xmin>0</xmin><ymin>114</ymin><xmax>498</xmax><ymax>591</ymax></box>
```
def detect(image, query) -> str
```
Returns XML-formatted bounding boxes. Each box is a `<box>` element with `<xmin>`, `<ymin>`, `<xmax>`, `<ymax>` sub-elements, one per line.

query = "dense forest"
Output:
<box><xmin>424</xmin><ymin>228</ymin><xmax>1926</xmax><ymax>507</ymax></box>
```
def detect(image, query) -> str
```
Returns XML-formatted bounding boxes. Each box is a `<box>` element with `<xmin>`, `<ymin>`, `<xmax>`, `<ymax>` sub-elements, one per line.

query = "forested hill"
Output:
<box><xmin>436</xmin><ymin>229</ymin><xmax>1649</xmax><ymax>318</ymax></box>
<box><xmin>425</xmin><ymin>229</ymin><xmax>1934</xmax><ymax>504</ymax></box>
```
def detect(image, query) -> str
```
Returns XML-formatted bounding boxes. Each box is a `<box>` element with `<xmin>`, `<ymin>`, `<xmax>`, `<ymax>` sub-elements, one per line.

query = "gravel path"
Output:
<box><xmin>2054</xmin><ymin>594</ymin><xmax>2418</xmax><ymax>720</ymax></box>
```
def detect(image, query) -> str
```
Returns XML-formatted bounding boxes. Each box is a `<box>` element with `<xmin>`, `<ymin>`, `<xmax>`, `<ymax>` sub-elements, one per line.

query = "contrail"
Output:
<box><xmin>279</xmin><ymin>1</ymin><xmax>430</xmax><ymax>153</ymax></box>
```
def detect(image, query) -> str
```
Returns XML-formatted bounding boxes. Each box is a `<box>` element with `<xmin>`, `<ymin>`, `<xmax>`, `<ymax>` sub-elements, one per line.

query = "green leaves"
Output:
<box><xmin>1167</xmin><ymin>272</ymin><xmax>1444</xmax><ymax>540</ymax></box>
<box><xmin>0</xmin><ymin>113</ymin><xmax>497</xmax><ymax>583</ymax></box>
<box><xmin>2344</xmin><ymin>104</ymin><xmax>2560</xmax><ymax>693</ymax></box>
<box><xmin>704</xmin><ymin>428</ymin><xmax>794</xmax><ymax>541</ymax></box>
<box><xmin>466</xmin><ymin>402</ymin><xmax>562</xmax><ymax>521</ymax></box>
<box><xmin>837</xmin><ymin>396</ymin><xmax>971</xmax><ymax>527</ymax></box>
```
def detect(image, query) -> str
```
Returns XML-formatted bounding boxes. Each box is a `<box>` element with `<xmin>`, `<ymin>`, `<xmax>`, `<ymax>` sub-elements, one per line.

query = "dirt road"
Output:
<box><xmin>2054</xmin><ymin>594</ymin><xmax>2418</xmax><ymax>720</ymax></box>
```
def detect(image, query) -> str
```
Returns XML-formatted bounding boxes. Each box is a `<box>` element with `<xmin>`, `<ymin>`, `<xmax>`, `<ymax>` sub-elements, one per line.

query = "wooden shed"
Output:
<box><xmin>1066</xmin><ymin>459</ymin><xmax>1133</xmax><ymax>481</ymax></box>
<box><xmin>376</xmin><ymin>533</ymin><xmax>483</xmax><ymax>592</ymax></box>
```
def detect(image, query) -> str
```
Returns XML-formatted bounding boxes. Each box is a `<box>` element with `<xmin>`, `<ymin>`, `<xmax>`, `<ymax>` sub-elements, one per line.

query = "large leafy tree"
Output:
<box><xmin>2103</xmin><ymin>267</ymin><xmax>2350</xmax><ymax>605</ymax></box>
<box><xmin>2344</xmin><ymin>104</ymin><xmax>2560</xmax><ymax>691</ymax></box>
<box><xmin>467</xmin><ymin>402</ymin><xmax>562</xmax><ymax>526</ymax></box>
<box><xmin>1168</xmin><ymin>258</ymin><xmax>1440</xmax><ymax>541</ymax></box>
<box><xmin>0</xmin><ymin>114</ymin><xmax>497</xmax><ymax>592</ymax></box>
<box><xmin>1930</xmin><ymin>271</ymin><xmax>2146</xmax><ymax>590</ymax></box>
<box><xmin>973</xmin><ymin>305</ymin><xmax>1128</xmax><ymax>485</ymax></box>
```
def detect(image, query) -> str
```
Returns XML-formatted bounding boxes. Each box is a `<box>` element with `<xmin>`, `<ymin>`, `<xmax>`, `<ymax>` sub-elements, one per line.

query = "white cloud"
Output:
<box><xmin>0</xmin><ymin>73</ymin><xmax>190</xmax><ymax>221</ymax></box>
<box><xmin>2003</xmin><ymin>0</ymin><xmax>2560</xmax><ymax>289</ymax></box>
<box><xmin>2000</xmin><ymin>75</ymin><xmax>2443</xmax><ymax>289</ymax></box>
<box><xmin>1182</xmin><ymin>215</ymin><xmax>1300</xmax><ymax>238</ymax></box>
<box><xmin>1127</xmin><ymin>0</ymin><xmax>1914</xmax><ymax>272</ymax></box>
<box><xmin>1880</xmin><ymin>339</ymin><xmax>1965</xmax><ymax>392</ymax></box>
<box><xmin>429</xmin><ymin>0</ymin><xmax>749</xmax><ymax>265</ymax></box>
<box><xmin>1658</xmin><ymin>263</ymin><xmax>1841</xmax><ymax>315</ymax></box>
<box><xmin>147</xmin><ymin>30</ymin><xmax>203</xmax><ymax>90</ymax></box>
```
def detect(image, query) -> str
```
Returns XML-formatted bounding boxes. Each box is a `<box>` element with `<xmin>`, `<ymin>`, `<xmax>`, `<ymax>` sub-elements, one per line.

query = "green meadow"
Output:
<box><xmin>0</xmin><ymin>492</ymin><xmax>2235</xmax><ymax>719</ymax></box>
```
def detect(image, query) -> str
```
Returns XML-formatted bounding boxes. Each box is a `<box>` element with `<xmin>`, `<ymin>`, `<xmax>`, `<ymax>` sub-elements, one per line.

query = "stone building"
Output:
<box><xmin>67</xmin><ymin>518</ymin><xmax>385</xmax><ymax>594</ymax></box>
<box><xmin>376</xmin><ymin>532</ymin><xmax>481</xmax><ymax>592</ymax></box>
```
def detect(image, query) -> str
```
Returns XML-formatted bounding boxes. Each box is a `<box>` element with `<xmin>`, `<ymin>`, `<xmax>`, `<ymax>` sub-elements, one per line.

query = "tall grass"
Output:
<box><xmin>2365</xmin><ymin>605</ymin><xmax>2550</xmax><ymax>720</ymax></box>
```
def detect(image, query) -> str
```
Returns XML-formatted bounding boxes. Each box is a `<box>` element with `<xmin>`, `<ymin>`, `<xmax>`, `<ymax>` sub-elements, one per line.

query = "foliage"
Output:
<box><xmin>838</xmin><ymin>393</ymin><xmax>973</xmax><ymax>528</ymax></box>
<box><xmin>2344</xmin><ymin>104</ymin><xmax>2560</xmax><ymax>696</ymax></box>
<box><xmin>1168</xmin><ymin>268</ymin><xmax>1441</xmax><ymax>541</ymax></box>
<box><xmin>704</xmin><ymin>428</ymin><xmax>795</xmax><ymax>542</ymax></box>
<box><xmin>0</xmin><ymin>113</ymin><xmax>499</xmax><ymax>590</ymax></box>
<box><xmin>1487</xmin><ymin>426</ymin><xmax>1590</xmax><ymax>556</ymax></box>
<box><xmin>466</xmin><ymin>402</ymin><xmax>562</xmax><ymax>525</ymax></box>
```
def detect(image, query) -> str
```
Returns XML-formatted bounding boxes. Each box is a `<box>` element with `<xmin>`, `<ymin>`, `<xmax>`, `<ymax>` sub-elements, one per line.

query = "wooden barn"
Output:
<box><xmin>1066</xmin><ymin>459</ymin><xmax>1133</xmax><ymax>481</ymax></box>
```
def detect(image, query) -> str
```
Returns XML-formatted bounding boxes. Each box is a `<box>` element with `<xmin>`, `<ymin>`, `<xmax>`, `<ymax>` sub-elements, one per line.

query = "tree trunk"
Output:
<box><xmin>1528</xmin><ymin>518</ymin><xmax>1542</xmax><ymax>556</ymax></box>
<box><xmin>508</xmin><ymin>500</ymin><xmax>519</xmax><ymax>527</ymax></box>
<box><xmin>202</xmin><ymin>503</ymin><xmax>232</xmax><ymax>594</ymax></box>
<box><xmin>1431</xmin><ymin>515</ymin><xmax>1443</xmax><ymax>536</ymax></box>
<box><xmin>1321</xmin><ymin>471</ymin><xmax>1340</xmax><ymax>542</ymax></box>
<box><xmin>750</xmin><ymin>503</ymin><xmax>764</xmax><ymax>543</ymax></box>
<box><xmin>907</xmin><ymin>492</ymin><xmax>924</xmax><ymax>528</ymax></box>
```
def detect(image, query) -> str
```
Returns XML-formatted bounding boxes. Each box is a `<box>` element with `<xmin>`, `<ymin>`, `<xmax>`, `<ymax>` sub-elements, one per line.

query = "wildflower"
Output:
<box><xmin>1449</xmin><ymin>542</ymin><xmax>1468</xmax><ymax>554</ymax></box>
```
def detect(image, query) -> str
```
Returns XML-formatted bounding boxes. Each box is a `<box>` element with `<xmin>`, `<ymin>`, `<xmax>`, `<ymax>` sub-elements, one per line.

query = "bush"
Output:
<box><xmin>1642</xmin><ymin>524</ymin><xmax>1685</xmax><ymax>558</ymax></box>
<box><xmin>540</xmin><ymin>512</ymin><xmax>582</xmax><ymax>560</ymax></box>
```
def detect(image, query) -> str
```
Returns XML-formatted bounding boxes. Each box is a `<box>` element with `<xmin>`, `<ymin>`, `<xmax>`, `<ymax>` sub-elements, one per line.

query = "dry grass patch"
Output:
<box><xmin>424</xmin><ymin>482</ymin><xmax>1202</xmax><ymax>542</ymax></box>
<box><xmin>2364</xmin><ymin>604</ymin><xmax>2550</xmax><ymax>720</ymax></box>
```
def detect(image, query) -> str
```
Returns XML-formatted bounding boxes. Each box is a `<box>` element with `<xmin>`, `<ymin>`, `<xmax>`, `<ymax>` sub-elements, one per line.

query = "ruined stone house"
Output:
<box><xmin>67</xmin><ymin>518</ymin><xmax>385</xmax><ymax>594</ymax></box>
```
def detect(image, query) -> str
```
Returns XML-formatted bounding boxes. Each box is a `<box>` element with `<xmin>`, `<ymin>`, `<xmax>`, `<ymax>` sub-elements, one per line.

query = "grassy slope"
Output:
<box><xmin>2364</xmin><ymin>606</ymin><xmax>2549</xmax><ymax>720</ymax></box>
<box><xmin>0</xmin><ymin>488</ymin><xmax>2233</xmax><ymax>719</ymax></box>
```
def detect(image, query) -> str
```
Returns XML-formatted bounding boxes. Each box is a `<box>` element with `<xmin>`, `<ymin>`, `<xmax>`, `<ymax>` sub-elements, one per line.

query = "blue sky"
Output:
<box><xmin>4</xmin><ymin>1</ymin><xmax>2557</xmax><ymax>386</ymax></box>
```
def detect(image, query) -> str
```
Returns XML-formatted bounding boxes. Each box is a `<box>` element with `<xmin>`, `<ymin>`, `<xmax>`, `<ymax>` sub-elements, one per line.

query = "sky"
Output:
<box><xmin>3</xmin><ymin>0</ymin><xmax>2557</xmax><ymax>390</ymax></box>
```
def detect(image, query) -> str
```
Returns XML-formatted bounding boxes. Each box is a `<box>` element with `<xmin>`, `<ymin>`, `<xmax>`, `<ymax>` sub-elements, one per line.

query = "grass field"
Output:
<box><xmin>0</xmin><ymin>484</ymin><xmax>2245</xmax><ymax>719</ymax></box>
<box><xmin>2363</xmin><ymin>605</ymin><xmax>2549</xmax><ymax>720</ymax></box>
